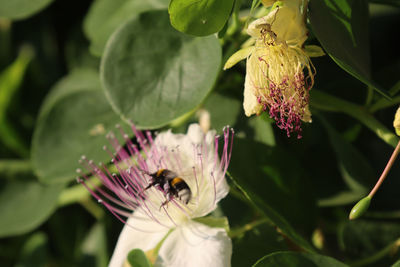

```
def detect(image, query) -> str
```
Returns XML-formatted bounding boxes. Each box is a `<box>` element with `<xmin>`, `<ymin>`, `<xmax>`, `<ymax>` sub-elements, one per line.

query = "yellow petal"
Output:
<box><xmin>247</xmin><ymin>1</ymin><xmax>306</xmax><ymax>47</ymax></box>
<box><xmin>305</xmin><ymin>45</ymin><xmax>325</xmax><ymax>57</ymax></box>
<box><xmin>261</xmin><ymin>0</ymin><xmax>276</xmax><ymax>7</ymax></box>
<box><xmin>223</xmin><ymin>46</ymin><xmax>254</xmax><ymax>70</ymax></box>
<box><xmin>243</xmin><ymin>59</ymin><xmax>261</xmax><ymax>117</ymax></box>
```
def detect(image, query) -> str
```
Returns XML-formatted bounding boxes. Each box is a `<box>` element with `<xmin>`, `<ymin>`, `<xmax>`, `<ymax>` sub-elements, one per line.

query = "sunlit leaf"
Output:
<box><xmin>0</xmin><ymin>177</ymin><xmax>65</xmax><ymax>237</ymax></box>
<box><xmin>32</xmin><ymin>68</ymin><xmax>126</xmax><ymax>184</ymax></box>
<box><xmin>203</xmin><ymin>92</ymin><xmax>241</xmax><ymax>133</ymax></box>
<box><xmin>169</xmin><ymin>0</ymin><xmax>235</xmax><ymax>36</ymax></box>
<box><xmin>101</xmin><ymin>10</ymin><xmax>221</xmax><ymax>129</ymax></box>
<box><xmin>0</xmin><ymin>0</ymin><xmax>54</xmax><ymax>20</ymax></box>
<box><xmin>83</xmin><ymin>0</ymin><xmax>168</xmax><ymax>56</ymax></box>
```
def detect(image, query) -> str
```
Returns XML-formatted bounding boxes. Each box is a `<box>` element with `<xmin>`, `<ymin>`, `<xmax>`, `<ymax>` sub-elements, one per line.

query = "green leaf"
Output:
<box><xmin>127</xmin><ymin>249</ymin><xmax>151</xmax><ymax>267</ymax></box>
<box><xmin>248</xmin><ymin>115</ymin><xmax>276</xmax><ymax>147</ymax></box>
<box><xmin>318</xmin><ymin>115</ymin><xmax>374</xmax><ymax>194</ymax></box>
<box><xmin>80</xmin><ymin>223</ymin><xmax>108</xmax><ymax>267</ymax></box>
<box><xmin>0</xmin><ymin>0</ymin><xmax>53</xmax><ymax>20</ymax></box>
<box><xmin>339</xmin><ymin>220</ymin><xmax>400</xmax><ymax>262</ymax></box>
<box><xmin>101</xmin><ymin>10</ymin><xmax>221</xmax><ymax>129</ymax></box>
<box><xmin>232</xmin><ymin>223</ymin><xmax>288</xmax><ymax>267</ymax></box>
<box><xmin>83</xmin><ymin>0</ymin><xmax>169</xmax><ymax>56</ymax></box>
<box><xmin>169</xmin><ymin>0</ymin><xmax>235</xmax><ymax>36</ymax></box>
<box><xmin>309</xmin><ymin>0</ymin><xmax>389</xmax><ymax>98</ymax></box>
<box><xmin>252</xmin><ymin>251</ymin><xmax>348</xmax><ymax>267</ymax></box>
<box><xmin>0</xmin><ymin>177</ymin><xmax>65</xmax><ymax>237</ymax></box>
<box><xmin>203</xmin><ymin>92</ymin><xmax>241</xmax><ymax>133</ymax></box>
<box><xmin>370</xmin><ymin>0</ymin><xmax>400</xmax><ymax>8</ymax></box>
<box><xmin>31</xmin><ymin>68</ymin><xmax>125</xmax><ymax>184</ymax></box>
<box><xmin>0</xmin><ymin>46</ymin><xmax>34</xmax><ymax>157</ymax></box>
<box><xmin>15</xmin><ymin>232</ymin><xmax>49</xmax><ymax>267</ymax></box>
<box><xmin>228</xmin><ymin>138</ymin><xmax>316</xmax><ymax>252</ymax></box>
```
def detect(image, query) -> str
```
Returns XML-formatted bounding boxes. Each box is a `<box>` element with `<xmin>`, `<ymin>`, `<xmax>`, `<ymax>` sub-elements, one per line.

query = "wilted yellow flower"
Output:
<box><xmin>261</xmin><ymin>0</ymin><xmax>277</xmax><ymax>7</ymax></box>
<box><xmin>394</xmin><ymin>106</ymin><xmax>400</xmax><ymax>136</ymax></box>
<box><xmin>225</xmin><ymin>0</ymin><xmax>324</xmax><ymax>138</ymax></box>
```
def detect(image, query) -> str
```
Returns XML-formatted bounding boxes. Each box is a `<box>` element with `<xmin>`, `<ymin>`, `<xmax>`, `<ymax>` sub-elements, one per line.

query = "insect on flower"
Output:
<box><xmin>76</xmin><ymin>123</ymin><xmax>234</xmax><ymax>267</ymax></box>
<box><xmin>144</xmin><ymin>168</ymin><xmax>192</xmax><ymax>207</ymax></box>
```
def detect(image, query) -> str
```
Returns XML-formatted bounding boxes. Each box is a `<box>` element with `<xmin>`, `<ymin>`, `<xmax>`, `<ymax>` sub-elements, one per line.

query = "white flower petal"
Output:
<box><xmin>147</xmin><ymin>124</ymin><xmax>230</xmax><ymax>220</ymax></box>
<box><xmin>109</xmin><ymin>214</ymin><xmax>170</xmax><ymax>267</ymax></box>
<box><xmin>157</xmin><ymin>221</ymin><xmax>232</xmax><ymax>267</ymax></box>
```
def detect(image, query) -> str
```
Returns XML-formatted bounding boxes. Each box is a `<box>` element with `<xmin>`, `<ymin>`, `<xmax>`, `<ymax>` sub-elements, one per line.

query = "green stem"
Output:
<box><xmin>225</xmin><ymin>0</ymin><xmax>242</xmax><ymax>37</ymax></box>
<box><xmin>226</xmin><ymin>171</ymin><xmax>262</xmax><ymax>213</ymax></box>
<box><xmin>365</xmin><ymin>86</ymin><xmax>374</xmax><ymax>107</ymax></box>
<box><xmin>229</xmin><ymin>218</ymin><xmax>270</xmax><ymax>238</ymax></box>
<box><xmin>349</xmin><ymin>238</ymin><xmax>400</xmax><ymax>267</ymax></box>
<box><xmin>365</xmin><ymin>210</ymin><xmax>400</xmax><ymax>219</ymax></box>
<box><xmin>0</xmin><ymin>159</ymin><xmax>32</xmax><ymax>177</ymax></box>
<box><xmin>303</xmin><ymin>0</ymin><xmax>309</xmax><ymax>23</ymax></box>
<box><xmin>370</xmin><ymin>95</ymin><xmax>400</xmax><ymax>113</ymax></box>
<box><xmin>57</xmin><ymin>176</ymin><xmax>101</xmax><ymax>206</ymax></box>
<box><xmin>368</xmin><ymin>139</ymin><xmax>400</xmax><ymax>198</ymax></box>
<box><xmin>310</xmin><ymin>90</ymin><xmax>399</xmax><ymax>148</ymax></box>
<box><xmin>80</xmin><ymin>198</ymin><xmax>105</xmax><ymax>220</ymax></box>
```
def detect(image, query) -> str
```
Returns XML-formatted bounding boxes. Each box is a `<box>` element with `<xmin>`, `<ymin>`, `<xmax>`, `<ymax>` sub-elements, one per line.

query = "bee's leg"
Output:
<box><xmin>144</xmin><ymin>181</ymin><xmax>157</xmax><ymax>190</ymax></box>
<box><xmin>160</xmin><ymin>193</ymin><xmax>172</xmax><ymax>209</ymax></box>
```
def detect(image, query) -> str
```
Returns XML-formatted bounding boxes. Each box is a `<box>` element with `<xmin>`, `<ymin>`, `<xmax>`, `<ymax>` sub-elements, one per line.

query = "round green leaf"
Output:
<box><xmin>31</xmin><ymin>69</ymin><xmax>125</xmax><ymax>184</ymax></box>
<box><xmin>168</xmin><ymin>0</ymin><xmax>234</xmax><ymax>36</ymax></box>
<box><xmin>101</xmin><ymin>10</ymin><xmax>221</xmax><ymax>128</ymax></box>
<box><xmin>253</xmin><ymin>251</ymin><xmax>348</xmax><ymax>267</ymax></box>
<box><xmin>83</xmin><ymin>0</ymin><xmax>169</xmax><ymax>56</ymax></box>
<box><xmin>0</xmin><ymin>0</ymin><xmax>53</xmax><ymax>20</ymax></box>
<box><xmin>0</xmin><ymin>178</ymin><xmax>65</xmax><ymax>237</ymax></box>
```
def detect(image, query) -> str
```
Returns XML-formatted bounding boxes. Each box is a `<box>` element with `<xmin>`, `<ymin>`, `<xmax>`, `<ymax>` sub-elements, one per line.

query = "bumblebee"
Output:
<box><xmin>144</xmin><ymin>169</ymin><xmax>191</xmax><ymax>206</ymax></box>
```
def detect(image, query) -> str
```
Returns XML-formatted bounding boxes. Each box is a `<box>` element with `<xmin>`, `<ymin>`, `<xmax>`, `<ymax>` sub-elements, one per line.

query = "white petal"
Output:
<box><xmin>109</xmin><ymin>214</ymin><xmax>170</xmax><ymax>267</ymax></box>
<box><xmin>148</xmin><ymin>124</ymin><xmax>230</xmax><ymax>221</ymax></box>
<box><xmin>157</xmin><ymin>221</ymin><xmax>232</xmax><ymax>267</ymax></box>
<box><xmin>186</xmin><ymin>123</ymin><xmax>204</xmax><ymax>144</ymax></box>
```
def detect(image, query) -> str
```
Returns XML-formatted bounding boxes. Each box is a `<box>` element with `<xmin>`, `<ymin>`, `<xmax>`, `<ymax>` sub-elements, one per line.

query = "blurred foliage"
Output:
<box><xmin>1</xmin><ymin>0</ymin><xmax>400</xmax><ymax>266</ymax></box>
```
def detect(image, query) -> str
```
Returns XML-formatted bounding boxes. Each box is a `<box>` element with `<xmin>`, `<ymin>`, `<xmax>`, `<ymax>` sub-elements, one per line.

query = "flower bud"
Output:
<box><xmin>349</xmin><ymin>196</ymin><xmax>371</xmax><ymax>220</ymax></box>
